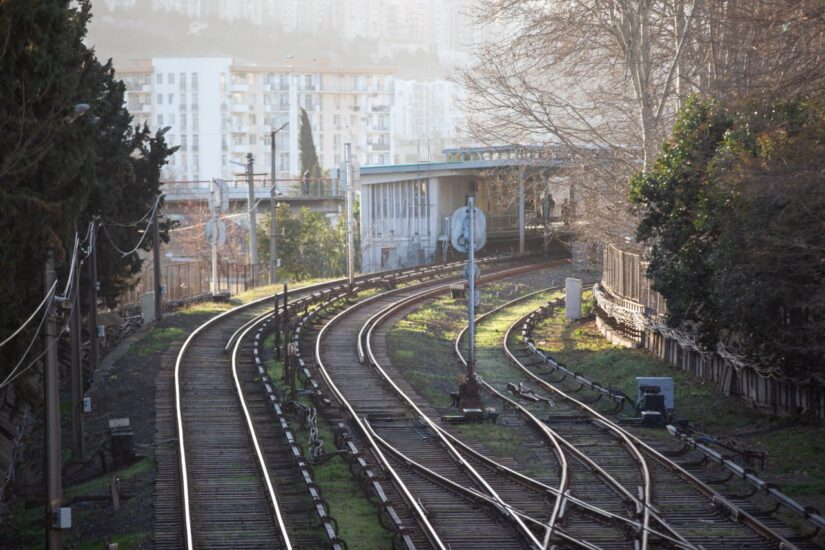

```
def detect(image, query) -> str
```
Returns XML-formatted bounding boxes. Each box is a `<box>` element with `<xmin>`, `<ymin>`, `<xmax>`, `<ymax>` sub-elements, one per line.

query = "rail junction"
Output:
<box><xmin>161</xmin><ymin>255</ymin><xmax>823</xmax><ymax>549</ymax></box>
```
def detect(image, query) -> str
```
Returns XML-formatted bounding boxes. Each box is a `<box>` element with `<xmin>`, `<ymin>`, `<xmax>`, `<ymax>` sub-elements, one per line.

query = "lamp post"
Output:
<box><xmin>270</xmin><ymin>122</ymin><xmax>288</xmax><ymax>284</ymax></box>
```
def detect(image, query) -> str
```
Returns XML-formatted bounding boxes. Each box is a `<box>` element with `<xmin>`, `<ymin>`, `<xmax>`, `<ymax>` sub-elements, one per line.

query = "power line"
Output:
<box><xmin>100</xmin><ymin>196</ymin><xmax>160</xmax><ymax>256</ymax></box>
<box><xmin>0</xmin><ymin>280</ymin><xmax>57</xmax><ymax>351</ymax></box>
<box><xmin>0</xmin><ymin>279</ymin><xmax>74</xmax><ymax>391</ymax></box>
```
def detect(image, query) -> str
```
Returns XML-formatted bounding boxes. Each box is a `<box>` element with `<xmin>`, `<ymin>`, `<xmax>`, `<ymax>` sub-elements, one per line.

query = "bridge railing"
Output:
<box><xmin>161</xmin><ymin>177</ymin><xmax>345</xmax><ymax>202</ymax></box>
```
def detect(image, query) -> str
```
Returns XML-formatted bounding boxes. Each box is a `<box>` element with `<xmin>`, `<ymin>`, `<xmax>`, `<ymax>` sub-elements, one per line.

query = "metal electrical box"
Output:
<box><xmin>53</xmin><ymin>507</ymin><xmax>71</xmax><ymax>529</ymax></box>
<box><xmin>636</xmin><ymin>377</ymin><xmax>674</xmax><ymax>410</ymax></box>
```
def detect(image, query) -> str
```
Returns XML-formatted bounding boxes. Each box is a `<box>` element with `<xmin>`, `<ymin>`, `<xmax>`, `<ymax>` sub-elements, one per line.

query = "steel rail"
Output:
<box><xmin>314</xmin><ymin>296</ymin><xmax>448</xmax><ymax>550</ymax></box>
<box><xmin>358</xmin><ymin>277</ymin><xmax>687</xmax><ymax>548</ymax></box>
<box><xmin>354</xmin><ymin>268</ymin><xmax>687</xmax><ymax>547</ymax></box>
<box><xmin>173</xmin><ymin>256</ymin><xmax>521</xmax><ymax>547</ymax></box>
<box><xmin>511</xmin><ymin>298</ymin><xmax>801</xmax><ymax>549</ymax></box>
<box><xmin>174</xmin><ymin>280</ymin><xmax>354</xmax><ymax>548</ymax></box>
<box><xmin>230</xmin><ymin>316</ymin><xmax>293</xmax><ymax>548</ymax></box>
<box><xmin>455</xmin><ymin>286</ymin><xmax>664</xmax><ymax>550</ymax></box>
<box><xmin>360</xmin><ymin>263</ymin><xmax>569</xmax><ymax>549</ymax></box>
<box><xmin>363</xmin><ymin>420</ymin><xmax>604</xmax><ymax>550</ymax></box>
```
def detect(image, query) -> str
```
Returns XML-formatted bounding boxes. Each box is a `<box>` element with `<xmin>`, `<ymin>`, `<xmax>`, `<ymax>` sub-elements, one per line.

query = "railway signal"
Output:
<box><xmin>451</xmin><ymin>196</ymin><xmax>486</xmax><ymax>407</ymax></box>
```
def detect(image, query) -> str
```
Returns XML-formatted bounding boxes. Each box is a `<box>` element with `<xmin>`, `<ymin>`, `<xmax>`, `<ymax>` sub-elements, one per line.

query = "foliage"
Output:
<box><xmin>631</xmin><ymin>90</ymin><xmax>825</xmax><ymax>377</ymax></box>
<box><xmin>299</xmin><ymin>107</ymin><xmax>321</xmax><ymax>179</ymax></box>
<box><xmin>0</xmin><ymin>0</ymin><xmax>176</xmax><ymax>383</ymax></box>
<box><xmin>257</xmin><ymin>205</ymin><xmax>347</xmax><ymax>281</ymax></box>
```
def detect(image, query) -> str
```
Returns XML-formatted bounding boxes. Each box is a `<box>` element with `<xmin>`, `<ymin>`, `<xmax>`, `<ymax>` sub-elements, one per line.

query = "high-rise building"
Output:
<box><xmin>118</xmin><ymin>57</ymin><xmax>395</xmax><ymax>181</ymax></box>
<box><xmin>392</xmin><ymin>79</ymin><xmax>468</xmax><ymax>163</ymax></box>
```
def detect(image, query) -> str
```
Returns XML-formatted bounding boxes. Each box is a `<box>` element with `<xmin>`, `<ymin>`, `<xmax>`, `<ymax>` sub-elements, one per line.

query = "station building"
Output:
<box><xmin>358</xmin><ymin>145</ymin><xmax>575</xmax><ymax>272</ymax></box>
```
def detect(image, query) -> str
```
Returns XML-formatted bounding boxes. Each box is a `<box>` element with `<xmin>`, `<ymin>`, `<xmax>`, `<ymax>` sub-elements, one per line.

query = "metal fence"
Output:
<box><xmin>117</xmin><ymin>260</ymin><xmax>269</xmax><ymax>307</ymax></box>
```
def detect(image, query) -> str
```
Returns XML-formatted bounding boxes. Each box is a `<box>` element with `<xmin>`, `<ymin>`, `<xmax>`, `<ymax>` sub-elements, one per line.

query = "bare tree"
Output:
<box><xmin>461</xmin><ymin>0</ymin><xmax>825</xmax><ymax>244</ymax></box>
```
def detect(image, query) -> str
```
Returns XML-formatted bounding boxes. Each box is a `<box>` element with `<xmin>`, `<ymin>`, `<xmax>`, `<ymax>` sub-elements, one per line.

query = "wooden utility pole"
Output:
<box><xmin>87</xmin><ymin>219</ymin><xmax>99</xmax><ymax>379</ymax></box>
<box><xmin>70</xmin><ymin>261</ymin><xmax>84</xmax><ymax>461</ymax></box>
<box><xmin>152</xmin><ymin>205</ymin><xmax>162</xmax><ymax>321</ymax></box>
<box><xmin>44</xmin><ymin>253</ymin><xmax>63</xmax><ymax>549</ymax></box>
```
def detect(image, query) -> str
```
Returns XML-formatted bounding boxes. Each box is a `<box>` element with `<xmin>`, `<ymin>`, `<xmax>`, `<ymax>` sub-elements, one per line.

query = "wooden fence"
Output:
<box><xmin>600</xmin><ymin>244</ymin><xmax>825</xmax><ymax>421</ymax></box>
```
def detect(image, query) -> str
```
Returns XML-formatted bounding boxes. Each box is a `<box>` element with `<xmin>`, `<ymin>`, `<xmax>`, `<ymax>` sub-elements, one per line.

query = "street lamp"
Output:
<box><xmin>270</xmin><ymin>122</ymin><xmax>288</xmax><ymax>284</ymax></box>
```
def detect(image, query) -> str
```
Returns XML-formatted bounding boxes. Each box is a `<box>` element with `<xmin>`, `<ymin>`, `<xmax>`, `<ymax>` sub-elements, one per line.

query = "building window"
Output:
<box><xmin>191</xmin><ymin>72</ymin><xmax>198</xmax><ymax>90</ymax></box>
<box><xmin>193</xmin><ymin>135</ymin><xmax>198</xmax><ymax>150</ymax></box>
<box><xmin>181</xmin><ymin>134</ymin><xmax>187</xmax><ymax>147</ymax></box>
<box><xmin>156</xmin><ymin>73</ymin><xmax>163</xmax><ymax>85</ymax></box>
<box><xmin>181</xmin><ymin>113</ymin><xmax>187</xmax><ymax>128</ymax></box>
<box><xmin>157</xmin><ymin>94</ymin><xmax>162</xmax><ymax>105</ymax></box>
<box><xmin>168</xmin><ymin>73</ymin><xmax>174</xmax><ymax>84</ymax></box>
<box><xmin>180</xmin><ymin>73</ymin><xmax>186</xmax><ymax>90</ymax></box>
<box><xmin>168</xmin><ymin>93</ymin><xmax>174</xmax><ymax>105</ymax></box>
<box><xmin>250</xmin><ymin>134</ymin><xmax>256</xmax><ymax>146</ymax></box>
<box><xmin>249</xmin><ymin>113</ymin><xmax>256</xmax><ymax>125</ymax></box>
<box><xmin>169</xmin><ymin>114</ymin><xmax>175</xmax><ymax>125</ymax></box>
<box><xmin>157</xmin><ymin>114</ymin><xmax>163</xmax><ymax>125</ymax></box>
<box><xmin>192</xmin><ymin>113</ymin><xmax>198</xmax><ymax>131</ymax></box>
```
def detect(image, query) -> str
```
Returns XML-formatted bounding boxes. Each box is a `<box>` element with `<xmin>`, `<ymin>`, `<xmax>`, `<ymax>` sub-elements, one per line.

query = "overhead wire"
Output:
<box><xmin>100</xmin><ymin>195</ymin><xmax>160</xmax><ymax>257</ymax></box>
<box><xmin>0</xmin><ymin>280</ymin><xmax>58</xmax><ymax>352</ymax></box>
<box><xmin>0</xmin><ymin>275</ymin><xmax>77</xmax><ymax>391</ymax></box>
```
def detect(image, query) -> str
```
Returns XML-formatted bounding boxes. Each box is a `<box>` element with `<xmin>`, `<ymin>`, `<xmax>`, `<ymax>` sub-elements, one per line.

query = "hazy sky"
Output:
<box><xmin>88</xmin><ymin>0</ymin><xmax>488</xmax><ymax>76</ymax></box>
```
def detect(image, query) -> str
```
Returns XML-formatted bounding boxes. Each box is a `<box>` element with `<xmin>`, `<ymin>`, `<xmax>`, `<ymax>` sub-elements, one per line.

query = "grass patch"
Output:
<box><xmin>77</xmin><ymin>531</ymin><xmax>150</xmax><ymax>550</ymax></box>
<box><xmin>264</xmin><ymin>358</ymin><xmax>393</xmax><ymax>548</ymax></box>
<box><xmin>132</xmin><ymin>326</ymin><xmax>184</xmax><ymax>356</ymax></box>
<box><xmin>532</xmin><ymin>300</ymin><xmax>825</xmax><ymax>528</ymax></box>
<box><xmin>65</xmin><ymin>457</ymin><xmax>154</xmax><ymax>499</ymax></box>
<box><xmin>7</xmin><ymin>501</ymin><xmax>44</xmax><ymax>549</ymax></box>
<box><xmin>232</xmin><ymin>278</ymin><xmax>330</xmax><ymax>304</ymax></box>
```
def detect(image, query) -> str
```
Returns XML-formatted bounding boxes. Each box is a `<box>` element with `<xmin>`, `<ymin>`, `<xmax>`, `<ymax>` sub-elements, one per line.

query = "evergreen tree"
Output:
<box><xmin>299</xmin><ymin>107</ymin><xmax>321</xmax><ymax>180</ymax></box>
<box><xmin>631</xmin><ymin>91</ymin><xmax>825</xmax><ymax>377</ymax></box>
<box><xmin>0</xmin><ymin>0</ymin><xmax>176</xmax><ymax>386</ymax></box>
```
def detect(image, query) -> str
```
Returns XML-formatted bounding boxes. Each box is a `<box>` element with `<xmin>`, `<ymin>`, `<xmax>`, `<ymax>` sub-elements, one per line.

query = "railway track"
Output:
<box><xmin>449</xmin><ymin>285</ymin><xmax>812</xmax><ymax>549</ymax></box>
<box><xmin>308</xmin><ymin>262</ymin><xmax>639</xmax><ymax>548</ymax></box>
<box><xmin>167</xmin><ymin>257</ymin><xmax>521</xmax><ymax>548</ymax></box>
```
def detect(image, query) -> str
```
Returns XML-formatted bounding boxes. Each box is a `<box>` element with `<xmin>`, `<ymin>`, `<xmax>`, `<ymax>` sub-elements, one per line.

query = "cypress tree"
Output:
<box><xmin>299</xmin><ymin>107</ymin><xmax>321</xmax><ymax>180</ymax></box>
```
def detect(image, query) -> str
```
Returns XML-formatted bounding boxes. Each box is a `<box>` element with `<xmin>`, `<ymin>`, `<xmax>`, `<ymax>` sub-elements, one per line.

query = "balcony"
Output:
<box><xmin>370</xmin><ymin>143</ymin><xmax>390</xmax><ymax>152</ymax></box>
<box><xmin>230</xmin><ymin>104</ymin><xmax>250</xmax><ymax>113</ymax></box>
<box><xmin>230</xmin><ymin>83</ymin><xmax>250</xmax><ymax>92</ymax></box>
<box><xmin>230</xmin><ymin>125</ymin><xmax>249</xmax><ymax>134</ymax></box>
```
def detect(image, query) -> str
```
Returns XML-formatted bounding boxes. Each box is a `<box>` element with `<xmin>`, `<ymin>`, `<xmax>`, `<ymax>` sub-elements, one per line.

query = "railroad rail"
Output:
<box><xmin>313</xmin><ymin>261</ymin><xmax>568</xmax><ymax>548</ymax></box>
<box><xmin>170</xmin><ymin>256</ymin><xmax>523</xmax><ymax>548</ymax></box>
<box><xmin>447</xmin><ymin>285</ymin><xmax>807</xmax><ymax>548</ymax></box>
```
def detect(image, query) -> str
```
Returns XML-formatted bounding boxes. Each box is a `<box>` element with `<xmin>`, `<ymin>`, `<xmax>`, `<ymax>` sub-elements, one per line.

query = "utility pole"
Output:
<box><xmin>269</xmin><ymin>122</ymin><xmax>288</xmax><ymax>286</ymax></box>
<box><xmin>152</xmin><ymin>203</ymin><xmax>162</xmax><ymax>321</ymax></box>
<box><xmin>44</xmin><ymin>253</ymin><xmax>63</xmax><ymax>549</ymax></box>
<box><xmin>344</xmin><ymin>143</ymin><xmax>355</xmax><ymax>287</ymax></box>
<box><xmin>518</xmin><ymin>163</ymin><xmax>525</xmax><ymax>255</ymax></box>
<box><xmin>209</xmin><ymin>180</ymin><xmax>219</xmax><ymax>294</ymax></box>
<box><xmin>70</xmin><ymin>259</ymin><xmax>84</xmax><ymax>461</ymax></box>
<box><xmin>276</xmin><ymin>133</ymin><xmax>288</xmax><ymax>284</ymax></box>
<box><xmin>87</xmin><ymin>219</ymin><xmax>99</xmax><ymax>384</ymax></box>
<box><xmin>246</xmin><ymin>153</ymin><xmax>259</xmax><ymax>286</ymax></box>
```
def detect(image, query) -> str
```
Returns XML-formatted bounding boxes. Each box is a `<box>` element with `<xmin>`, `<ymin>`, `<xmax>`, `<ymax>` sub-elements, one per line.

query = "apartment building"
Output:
<box><xmin>118</xmin><ymin>57</ymin><xmax>395</xmax><ymax>181</ymax></box>
<box><xmin>392</xmin><ymin>79</ymin><xmax>468</xmax><ymax>164</ymax></box>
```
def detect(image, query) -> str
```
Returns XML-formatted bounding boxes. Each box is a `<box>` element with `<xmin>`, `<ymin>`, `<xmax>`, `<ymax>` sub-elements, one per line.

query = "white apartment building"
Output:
<box><xmin>392</xmin><ymin>79</ymin><xmax>468</xmax><ymax>164</ymax></box>
<box><xmin>118</xmin><ymin>57</ymin><xmax>395</xmax><ymax>182</ymax></box>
